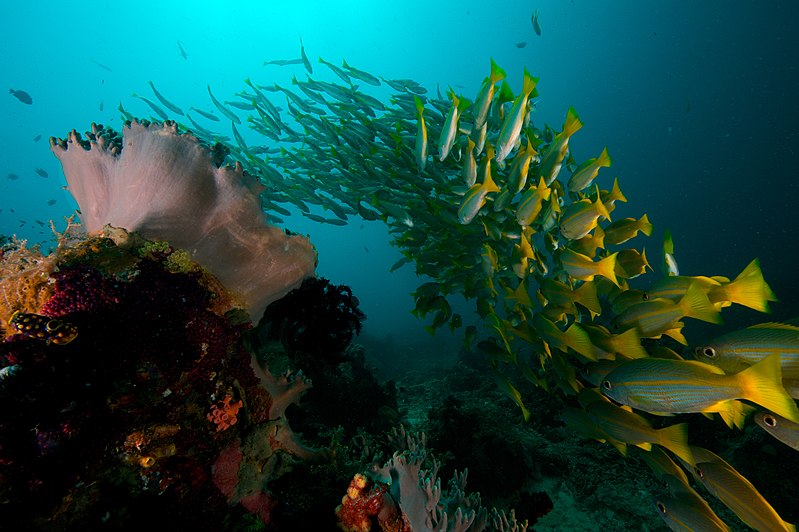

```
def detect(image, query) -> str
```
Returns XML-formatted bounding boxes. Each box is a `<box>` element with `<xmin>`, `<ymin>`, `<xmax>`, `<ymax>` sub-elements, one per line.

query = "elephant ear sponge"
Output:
<box><xmin>51</xmin><ymin>120</ymin><xmax>316</xmax><ymax>322</ymax></box>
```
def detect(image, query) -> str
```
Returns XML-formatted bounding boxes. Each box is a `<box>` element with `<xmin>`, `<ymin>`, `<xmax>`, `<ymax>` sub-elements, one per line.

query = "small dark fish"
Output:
<box><xmin>7</xmin><ymin>173</ymin><xmax>19</xmax><ymax>180</ymax></box>
<box><xmin>8</xmin><ymin>310</ymin><xmax>78</xmax><ymax>345</ymax></box>
<box><xmin>177</xmin><ymin>40</ymin><xmax>188</xmax><ymax>60</ymax></box>
<box><xmin>35</xmin><ymin>168</ymin><xmax>48</xmax><ymax>178</ymax></box>
<box><xmin>33</xmin><ymin>134</ymin><xmax>41</xmax><ymax>142</ymax></box>
<box><xmin>264</xmin><ymin>58</ymin><xmax>304</xmax><ymax>66</ymax></box>
<box><xmin>99</xmin><ymin>100</ymin><xmax>104</xmax><ymax>111</ymax></box>
<box><xmin>515</xmin><ymin>41</ymin><xmax>527</xmax><ymax>48</ymax></box>
<box><xmin>35</xmin><ymin>219</ymin><xmax>45</xmax><ymax>226</ymax></box>
<box><xmin>91</xmin><ymin>59</ymin><xmax>113</xmax><ymax>72</ymax></box>
<box><xmin>9</xmin><ymin>89</ymin><xmax>32</xmax><ymax>104</ymax></box>
<box><xmin>47</xmin><ymin>199</ymin><xmax>57</xmax><ymax>206</ymax></box>
<box><xmin>532</xmin><ymin>10</ymin><xmax>542</xmax><ymax>36</ymax></box>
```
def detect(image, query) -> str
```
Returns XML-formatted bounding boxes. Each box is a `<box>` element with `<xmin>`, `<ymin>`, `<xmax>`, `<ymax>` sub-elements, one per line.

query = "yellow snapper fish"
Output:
<box><xmin>705</xmin><ymin>258</ymin><xmax>777</xmax><ymax>312</ymax></box>
<box><xmin>696</xmin><ymin>321</ymin><xmax>799</xmax><ymax>378</ymax></box>
<box><xmin>583</xmin><ymin>324</ymin><xmax>648</xmax><ymax>359</ymax></box>
<box><xmin>538</xmin><ymin>107</ymin><xmax>583</xmax><ymax>185</ymax></box>
<box><xmin>614</xmin><ymin>248</ymin><xmax>651</xmax><ymax>279</ymax></box>
<box><xmin>603</xmin><ymin>214</ymin><xmax>653</xmax><ymax>246</ymax></box>
<box><xmin>539</xmin><ymin>278</ymin><xmax>601</xmax><ymax>318</ymax></box>
<box><xmin>495</xmin><ymin>68</ymin><xmax>539</xmax><ymax>164</ymax></box>
<box><xmin>506</xmin><ymin>137</ymin><xmax>539</xmax><ymax>195</ymax></box>
<box><xmin>755</xmin><ymin>410</ymin><xmax>799</xmax><ymax>451</ymax></box>
<box><xmin>458</xmin><ymin>144</ymin><xmax>500</xmax><ymax>224</ymax></box>
<box><xmin>600</xmin><ymin>177</ymin><xmax>627</xmax><ymax>213</ymax></box>
<box><xmin>559</xmin><ymin>248</ymin><xmax>620</xmax><ymax>287</ymax></box>
<box><xmin>581</xmin><ymin>392</ymin><xmax>695</xmax><ymax>466</ymax></box>
<box><xmin>663</xmin><ymin>228</ymin><xmax>679</xmax><ymax>276</ymax></box>
<box><xmin>559</xmin><ymin>187</ymin><xmax>611</xmax><ymax>240</ymax></box>
<box><xmin>647</xmin><ymin>259</ymin><xmax>776</xmax><ymax>313</ymax></box>
<box><xmin>462</xmin><ymin>138</ymin><xmax>477</xmax><ymax>187</ymax></box>
<box><xmin>515</xmin><ymin>176</ymin><xmax>551</xmax><ymax>226</ymax></box>
<box><xmin>473</xmin><ymin>58</ymin><xmax>506</xmax><ymax>130</ymax></box>
<box><xmin>533</xmin><ymin>313</ymin><xmax>599</xmax><ymax>361</ymax></box>
<box><xmin>640</xmin><ymin>447</ymin><xmax>732</xmax><ymax>532</ymax></box>
<box><xmin>438</xmin><ymin>89</ymin><xmax>470</xmax><ymax>161</ymax></box>
<box><xmin>413</xmin><ymin>95</ymin><xmax>428</xmax><ymax>173</ymax></box>
<box><xmin>567</xmin><ymin>147</ymin><xmax>611</xmax><ymax>193</ymax></box>
<box><xmin>655</xmin><ymin>491</ymin><xmax>732</xmax><ymax>532</ymax></box>
<box><xmin>614</xmin><ymin>282</ymin><xmax>722</xmax><ymax>339</ymax></box>
<box><xmin>8</xmin><ymin>310</ymin><xmax>78</xmax><ymax>345</ymax></box>
<box><xmin>600</xmin><ymin>352</ymin><xmax>799</xmax><ymax>424</ymax></box>
<box><xmin>570</xmin><ymin>225</ymin><xmax>605</xmax><ymax>258</ymax></box>
<box><xmin>688</xmin><ymin>446</ymin><xmax>796</xmax><ymax>532</ymax></box>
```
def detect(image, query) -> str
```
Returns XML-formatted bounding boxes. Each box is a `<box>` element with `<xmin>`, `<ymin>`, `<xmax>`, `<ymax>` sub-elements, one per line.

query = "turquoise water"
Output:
<box><xmin>3</xmin><ymin>2</ymin><xmax>799</xmax><ymax>529</ymax></box>
<box><xmin>2</xmin><ymin>1</ymin><xmax>797</xmax><ymax>361</ymax></box>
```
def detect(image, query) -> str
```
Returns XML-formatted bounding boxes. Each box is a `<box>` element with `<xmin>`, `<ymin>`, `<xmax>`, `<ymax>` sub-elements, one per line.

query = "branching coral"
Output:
<box><xmin>50</xmin><ymin>120</ymin><xmax>317</xmax><ymax>321</ymax></box>
<box><xmin>338</xmin><ymin>427</ymin><xmax>529</xmax><ymax>532</ymax></box>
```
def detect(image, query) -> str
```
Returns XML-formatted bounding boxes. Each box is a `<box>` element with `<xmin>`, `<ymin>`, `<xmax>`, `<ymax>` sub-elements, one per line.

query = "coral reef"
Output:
<box><xmin>0</xmin><ymin>228</ymin><xmax>327</xmax><ymax>530</ymax></box>
<box><xmin>50</xmin><ymin>121</ymin><xmax>317</xmax><ymax>321</ymax></box>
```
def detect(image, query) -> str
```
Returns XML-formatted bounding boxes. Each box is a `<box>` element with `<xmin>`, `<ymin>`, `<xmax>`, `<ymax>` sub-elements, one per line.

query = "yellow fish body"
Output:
<box><xmin>601</xmin><ymin>353</ymin><xmax>799</xmax><ymax>424</ymax></box>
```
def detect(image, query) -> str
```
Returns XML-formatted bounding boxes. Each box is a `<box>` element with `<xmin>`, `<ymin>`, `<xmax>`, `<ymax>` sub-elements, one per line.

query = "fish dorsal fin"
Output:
<box><xmin>681</xmin><ymin>359</ymin><xmax>726</xmax><ymax>375</ymax></box>
<box><xmin>749</xmin><ymin>321</ymin><xmax>799</xmax><ymax>331</ymax></box>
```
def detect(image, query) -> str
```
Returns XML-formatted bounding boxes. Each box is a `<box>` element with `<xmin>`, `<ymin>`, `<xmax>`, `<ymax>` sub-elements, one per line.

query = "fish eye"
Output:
<box><xmin>694</xmin><ymin>466</ymin><xmax>704</xmax><ymax>479</ymax></box>
<box><xmin>642</xmin><ymin>292</ymin><xmax>649</xmax><ymax>301</ymax></box>
<box><xmin>601</xmin><ymin>380</ymin><xmax>612</xmax><ymax>391</ymax></box>
<box><xmin>762</xmin><ymin>414</ymin><xmax>777</xmax><ymax>428</ymax></box>
<box><xmin>655</xmin><ymin>501</ymin><xmax>666</xmax><ymax>515</ymax></box>
<box><xmin>696</xmin><ymin>346</ymin><xmax>716</xmax><ymax>359</ymax></box>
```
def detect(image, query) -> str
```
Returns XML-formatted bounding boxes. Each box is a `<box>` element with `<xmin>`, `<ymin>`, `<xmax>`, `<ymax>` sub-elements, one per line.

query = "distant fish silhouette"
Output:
<box><xmin>7</xmin><ymin>173</ymin><xmax>19</xmax><ymax>180</ymax></box>
<box><xmin>177</xmin><ymin>40</ymin><xmax>188</xmax><ymax>60</ymax></box>
<box><xmin>33</xmin><ymin>134</ymin><xmax>41</xmax><ymax>142</ymax></box>
<box><xmin>99</xmin><ymin>100</ymin><xmax>104</xmax><ymax>111</ymax></box>
<box><xmin>9</xmin><ymin>89</ymin><xmax>32</xmax><ymax>104</ymax></box>
<box><xmin>515</xmin><ymin>41</ymin><xmax>527</xmax><ymax>48</ymax></box>
<box><xmin>90</xmin><ymin>59</ymin><xmax>113</xmax><ymax>72</ymax></box>
<box><xmin>47</xmin><ymin>200</ymin><xmax>57</xmax><ymax>206</ymax></box>
<box><xmin>35</xmin><ymin>168</ymin><xmax>48</xmax><ymax>178</ymax></box>
<box><xmin>531</xmin><ymin>10</ymin><xmax>542</xmax><ymax>36</ymax></box>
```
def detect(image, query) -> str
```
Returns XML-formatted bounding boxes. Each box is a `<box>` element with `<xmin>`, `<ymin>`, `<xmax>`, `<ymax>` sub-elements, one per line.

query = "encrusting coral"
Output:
<box><xmin>50</xmin><ymin>120</ymin><xmax>317</xmax><ymax>321</ymax></box>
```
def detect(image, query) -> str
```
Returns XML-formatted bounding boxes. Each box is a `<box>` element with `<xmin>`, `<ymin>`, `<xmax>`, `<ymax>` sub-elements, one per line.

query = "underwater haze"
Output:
<box><xmin>2</xmin><ymin>0</ymin><xmax>798</xmax><ymax>354</ymax></box>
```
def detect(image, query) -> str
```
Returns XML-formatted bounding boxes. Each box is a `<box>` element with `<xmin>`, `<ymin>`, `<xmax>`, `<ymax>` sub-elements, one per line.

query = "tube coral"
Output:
<box><xmin>50</xmin><ymin>120</ymin><xmax>316</xmax><ymax>321</ymax></box>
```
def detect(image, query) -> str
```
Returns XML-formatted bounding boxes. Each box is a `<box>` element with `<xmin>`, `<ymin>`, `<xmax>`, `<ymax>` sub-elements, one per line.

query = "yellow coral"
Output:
<box><xmin>0</xmin><ymin>241</ymin><xmax>56</xmax><ymax>338</ymax></box>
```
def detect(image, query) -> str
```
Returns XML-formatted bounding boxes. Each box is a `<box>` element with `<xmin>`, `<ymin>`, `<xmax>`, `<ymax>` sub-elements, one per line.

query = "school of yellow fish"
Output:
<box><xmin>128</xmin><ymin>51</ymin><xmax>799</xmax><ymax>531</ymax></box>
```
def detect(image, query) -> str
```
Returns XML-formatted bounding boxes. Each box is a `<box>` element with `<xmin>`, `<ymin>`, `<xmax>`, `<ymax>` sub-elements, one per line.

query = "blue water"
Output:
<box><xmin>2</xmin><ymin>1</ymin><xmax>797</xmax><ymax>357</ymax></box>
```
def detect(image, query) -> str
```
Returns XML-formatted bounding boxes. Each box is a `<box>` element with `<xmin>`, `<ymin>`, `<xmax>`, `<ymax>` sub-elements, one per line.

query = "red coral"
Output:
<box><xmin>212</xmin><ymin>439</ymin><xmax>243</xmax><ymax>500</ymax></box>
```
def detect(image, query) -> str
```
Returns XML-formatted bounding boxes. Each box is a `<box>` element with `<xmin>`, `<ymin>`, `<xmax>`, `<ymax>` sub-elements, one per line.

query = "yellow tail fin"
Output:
<box><xmin>737</xmin><ymin>352</ymin><xmax>799</xmax><ymax>423</ymax></box>
<box><xmin>656</xmin><ymin>423</ymin><xmax>694</xmax><ymax>466</ymax></box>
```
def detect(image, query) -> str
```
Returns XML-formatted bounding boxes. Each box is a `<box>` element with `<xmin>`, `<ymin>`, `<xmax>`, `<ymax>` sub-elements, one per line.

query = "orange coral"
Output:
<box><xmin>207</xmin><ymin>395</ymin><xmax>243</xmax><ymax>432</ymax></box>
